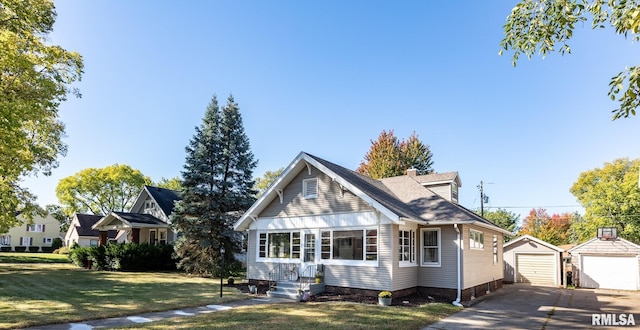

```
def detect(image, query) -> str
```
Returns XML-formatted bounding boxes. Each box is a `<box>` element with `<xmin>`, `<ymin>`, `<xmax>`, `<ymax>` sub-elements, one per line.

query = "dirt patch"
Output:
<box><xmin>227</xmin><ymin>283</ymin><xmax>449</xmax><ymax>307</ymax></box>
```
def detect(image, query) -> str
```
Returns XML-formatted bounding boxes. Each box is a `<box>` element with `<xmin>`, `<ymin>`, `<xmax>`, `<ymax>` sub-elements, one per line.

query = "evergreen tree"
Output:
<box><xmin>171</xmin><ymin>94</ymin><xmax>257</xmax><ymax>276</ymax></box>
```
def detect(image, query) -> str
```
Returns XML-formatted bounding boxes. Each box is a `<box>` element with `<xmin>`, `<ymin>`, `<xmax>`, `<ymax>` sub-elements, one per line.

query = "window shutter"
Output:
<box><xmin>42</xmin><ymin>224</ymin><xmax>45</xmax><ymax>232</ymax></box>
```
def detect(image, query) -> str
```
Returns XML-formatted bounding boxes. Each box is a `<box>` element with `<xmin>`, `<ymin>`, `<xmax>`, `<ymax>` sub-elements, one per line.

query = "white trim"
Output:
<box><xmin>420</xmin><ymin>227</ymin><xmax>441</xmax><ymax>267</ymax></box>
<box><xmin>251</xmin><ymin>212</ymin><xmax>389</xmax><ymax>231</ymax></box>
<box><xmin>302</xmin><ymin>178</ymin><xmax>318</xmax><ymax>199</ymax></box>
<box><xmin>399</xmin><ymin>226</ymin><xmax>417</xmax><ymax>267</ymax></box>
<box><xmin>505</xmin><ymin>234</ymin><xmax>564</xmax><ymax>252</ymax></box>
<box><xmin>469</xmin><ymin>229</ymin><xmax>484</xmax><ymax>250</ymax></box>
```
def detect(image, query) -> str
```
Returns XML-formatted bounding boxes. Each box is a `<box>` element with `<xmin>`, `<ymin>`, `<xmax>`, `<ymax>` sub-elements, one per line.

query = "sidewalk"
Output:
<box><xmin>24</xmin><ymin>297</ymin><xmax>291</xmax><ymax>330</ymax></box>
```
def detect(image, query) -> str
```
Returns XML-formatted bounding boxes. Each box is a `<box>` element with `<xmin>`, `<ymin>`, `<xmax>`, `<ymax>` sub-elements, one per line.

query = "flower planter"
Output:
<box><xmin>378</xmin><ymin>297</ymin><xmax>392</xmax><ymax>306</ymax></box>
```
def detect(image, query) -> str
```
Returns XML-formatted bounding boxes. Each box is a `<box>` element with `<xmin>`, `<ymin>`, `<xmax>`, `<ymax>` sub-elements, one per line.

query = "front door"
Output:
<box><xmin>300</xmin><ymin>232</ymin><xmax>317</xmax><ymax>278</ymax></box>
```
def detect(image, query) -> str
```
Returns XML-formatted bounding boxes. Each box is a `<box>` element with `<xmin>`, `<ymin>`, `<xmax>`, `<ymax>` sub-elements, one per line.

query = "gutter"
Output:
<box><xmin>452</xmin><ymin>224</ymin><xmax>463</xmax><ymax>307</ymax></box>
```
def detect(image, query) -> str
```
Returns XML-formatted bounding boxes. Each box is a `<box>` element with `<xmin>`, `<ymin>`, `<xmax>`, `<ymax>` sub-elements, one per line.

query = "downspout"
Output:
<box><xmin>452</xmin><ymin>224</ymin><xmax>463</xmax><ymax>307</ymax></box>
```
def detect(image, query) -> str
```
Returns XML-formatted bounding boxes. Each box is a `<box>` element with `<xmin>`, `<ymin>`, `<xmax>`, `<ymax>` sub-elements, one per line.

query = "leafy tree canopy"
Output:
<box><xmin>501</xmin><ymin>0</ymin><xmax>639</xmax><ymax>120</ymax></box>
<box><xmin>357</xmin><ymin>130</ymin><xmax>434</xmax><ymax>179</ymax></box>
<box><xmin>171</xmin><ymin>94</ymin><xmax>257</xmax><ymax>276</ymax></box>
<box><xmin>570</xmin><ymin>158</ymin><xmax>640</xmax><ymax>243</ymax></box>
<box><xmin>518</xmin><ymin>208</ymin><xmax>577</xmax><ymax>245</ymax></box>
<box><xmin>154</xmin><ymin>176</ymin><xmax>182</xmax><ymax>191</ymax></box>
<box><xmin>45</xmin><ymin>204</ymin><xmax>71</xmax><ymax>232</ymax></box>
<box><xmin>481</xmin><ymin>208</ymin><xmax>520</xmax><ymax>241</ymax></box>
<box><xmin>0</xmin><ymin>0</ymin><xmax>83</xmax><ymax>231</ymax></box>
<box><xmin>254</xmin><ymin>168</ymin><xmax>284</xmax><ymax>198</ymax></box>
<box><xmin>55</xmin><ymin>164</ymin><xmax>151</xmax><ymax>217</ymax></box>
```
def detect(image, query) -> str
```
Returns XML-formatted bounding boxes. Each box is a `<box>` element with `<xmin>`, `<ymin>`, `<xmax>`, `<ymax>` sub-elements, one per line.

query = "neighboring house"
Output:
<box><xmin>234</xmin><ymin>152</ymin><xmax>512</xmax><ymax>302</ymax></box>
<box><xmin>0</xmin><ymin>214</ymin><xmax>61</xmax><ymax>252</ymax></box>
<box><xmin>503</xmin><ymin>235</ymin><xmax>564</xmax><ymax>286</ymax></box>
<box><xmin>92</xmin><ymin>186</ymin><xmax>180</xmax><ymax>245</ymax></box>
<box><xmin>569</xmin><ymin>228</ymin><xmax>640</xmax><ymax>290</ymax></box>
<box><xmin>64</xmin><ymin>214</ymin><xmax>118</xmax><ymax>247</ymax></box>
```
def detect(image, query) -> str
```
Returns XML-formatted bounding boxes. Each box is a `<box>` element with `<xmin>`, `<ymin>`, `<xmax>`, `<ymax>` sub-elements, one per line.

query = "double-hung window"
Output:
<box><xmin>421</xmin><ymin>228</ymin><xmax>440</xmax><ymax>267</ymax></box>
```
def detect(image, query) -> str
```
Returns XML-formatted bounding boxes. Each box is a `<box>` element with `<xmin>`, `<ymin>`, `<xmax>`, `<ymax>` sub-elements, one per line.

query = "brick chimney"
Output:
<box><xmin>406</xmin><ymin>168</ymin><xmax>417</xmax><ymax>177</ymax></box>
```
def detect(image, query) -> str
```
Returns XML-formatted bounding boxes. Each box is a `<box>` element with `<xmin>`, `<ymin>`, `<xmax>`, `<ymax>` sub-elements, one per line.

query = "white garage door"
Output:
<box><xmin>581</xmin><ymin>255</ymin><xmax>639</xmax><ymax>290</ymax></box>
<box><xmin>516</xmin><ymin>254</ymin><xmax>557</xmax><ymax>286</ymax></box>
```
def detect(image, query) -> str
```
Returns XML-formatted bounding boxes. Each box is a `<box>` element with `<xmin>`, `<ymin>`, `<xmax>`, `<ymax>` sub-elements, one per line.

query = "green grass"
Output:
<box><xmin>115</xmin><ymin>301</ymin><xmax>461</xmax><ymax>330</ymax></box>
<box><xmin>0</xmin><ymin>263</ymin><xmax>247</xmax><ymax>329</ymax></box>
<box><xmin>0</xmin><ymin>252</ymin><xmax>71</xmax><ymax>263</ymax></box>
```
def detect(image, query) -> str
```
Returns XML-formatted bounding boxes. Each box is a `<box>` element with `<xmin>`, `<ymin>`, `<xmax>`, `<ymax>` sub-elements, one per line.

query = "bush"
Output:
<box><xmin>0</xmin><ymin>247</ymin><xmax>10</xmax><ymax>252</ymax></box>
<box><xmin>28</xmin><ymin>246</ymin><xmax>39</xmax><ymax>252</ymax></box>
<box><xmin>69</xmin><ymin>247</ymin><xmax>92</xmax><ymax>268</ymax></box>
<box><xmin>53</xmin><ymin>247</ymin><xmax>71</xmax><ymax>254</ymax></box>
<box><xmin>227</xmin><ymin>277</ymin><xmax>235</xmax><ymax>285</ymax></box>
<box><xmin>41</xmin><ymin>246</ymin><xmax>55</xmax><ymax>253</ymax></box>
<box><xmin>14</xmin><ymin>246</ymin><xmax>27</xmax><ymax>252</ymax></box>
<box><xmin>51</xmin><ymin>237</ymin><xmax>63</xmax><ymax>250</ymax></box>
<box><xmin>378</xmin><ymin>291</ymin><xmax>392</xmax><ymax>298</ymax></box>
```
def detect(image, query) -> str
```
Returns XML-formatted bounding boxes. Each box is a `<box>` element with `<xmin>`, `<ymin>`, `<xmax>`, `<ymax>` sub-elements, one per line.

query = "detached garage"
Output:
<box><xmin>569</xmin><ymin>230</ymin><xmax>640</xmax><ymax>291</ymax></box>
<box><xmin>503</xmin><ymin>235</ymin><xmax>564</xmax><ymax>286</ymax></box>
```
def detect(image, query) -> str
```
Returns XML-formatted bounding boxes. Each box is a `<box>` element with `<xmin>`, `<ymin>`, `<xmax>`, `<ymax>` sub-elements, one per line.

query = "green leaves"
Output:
<box><xmin>0</xmin><ymin>0</ymin><xmax>83</xmax><ymax>230</ymax></box>
<box><xmin>357</xmin><ymin>130</ymin><xmax>434</xmax><ymax>179</ymax></box>
<box><xmin>55</xmin><ymin>164</ymin><xmax>151</xmax><ymax>217</ymax></box>
<box><xmin>501</xmin><ymin>0</ymin><xmax>640</xmax><ymax>120</ymax></box>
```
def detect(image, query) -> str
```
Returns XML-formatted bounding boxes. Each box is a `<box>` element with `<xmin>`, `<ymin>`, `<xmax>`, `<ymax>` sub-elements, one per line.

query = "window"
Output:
<box><xmin>321</xmin><ymin>231</ymin><xmax>331</xmax><ymax>259</ymax></box>
<box><xmin>90</xmin><ymin>239</ymin><xmax>98</xmax><ymax>247</ymax></box>
<box><xmin>470</xmin><ymin>230</ymin><xmax>484</xmax><ymax>249</ymax></box>
<box><xmin>302</xmin><ymin>178</ymin><xmax>318</xmax><ymax>199</ymax></box>
<box><xmin>421</xmin><ymin>228</ymin><xmax>440</xmax><ymax>266</ymax></box>
<box><xmin>492</xmin><ymin>235</ymin><xmax>498</xmax><ymax>264</ymax></box>
<box><xmin>20</xmin><ymin>237</ymin><xmax>33</xmax><ymax>246</ymax></box>
<box><xmin>258</xmin><ymin>233</ymin><xmax>267</xmax><ymax>258</ymax></box>
<box><xmin>0</xmin><ymin>235</ymin><xmax>10</xmax><ymax>246</ymax></box>
<box><xmin>269</xmin><ymin>233</ymin><xmax>291</xmax><ymax>258</ymax></box>
<box><xmin>291</xmin><ymin>232</ymin><xmax>301</xmax><ymax>259</ymax></box>
<box><xmin>43</xmin><ymin>238</ymin><xmax>53</xmax><ymax>244</ymax></box>
<box><xmin>320</xmin><ymin>229</ymin><xmax>377</xmax><ymax>262</ymax></box>
<box><xmin>451</xmin><ymin>182</ymin><xmax>459</xmax><ymax>202</ymax></box>
<box><xmin>399</xmin><ymin>229</ymin><xmax>416</xmax><ymax>264</ymax></box>
<box><xmin>159</xmin><ymin>230</ymin><xmax>167</xmax><ymax>245</ymax></box>
<box><xmin>26</xmin><ymin>224</ymin><xmax>45</xmax><ymax>232</ymax></box>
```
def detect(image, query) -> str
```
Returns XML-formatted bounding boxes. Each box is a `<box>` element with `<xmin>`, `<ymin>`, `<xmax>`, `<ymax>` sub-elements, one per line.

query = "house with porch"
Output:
<box><xmin>64</xmin><ymin>214</ymin><xmax>119</xmax><ymax>247</ymax></box>
<box><xmin>234</xmin><ymin>152</ymin><xmax>511</xmax><ymax>303</ymax></box>
<box><xmin>92</xmin><ymin>185</ymin><xmax>180</xmax><ymax>245</ymax></box>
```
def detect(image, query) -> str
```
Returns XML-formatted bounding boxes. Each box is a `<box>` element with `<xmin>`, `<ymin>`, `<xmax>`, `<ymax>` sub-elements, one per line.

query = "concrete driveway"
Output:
<box><xmin>424</xmin><ymin>284</ymin><xmax>640</xmax><ymax>330</ymax></box>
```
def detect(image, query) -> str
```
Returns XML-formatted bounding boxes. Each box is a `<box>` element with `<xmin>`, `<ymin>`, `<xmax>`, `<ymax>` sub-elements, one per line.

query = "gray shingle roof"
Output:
<box><xmin>412</xmin><ymin>172</ymin><xmax>459</xmax><ymax>185</ymax></box>
<box><xmin>75</xmin><ymin>214</ymin><xmax>117</xmax><ymax>238</ymax></box>
<box><xmin>306</xmin><ymin>153</ymin><xmax>499</xmax><ymax>228</ymax></box>
<box><xmin>112</xmin><ymin>212</ymin><xmax>167</xmax><ymax>225</ymax></box>
<box><xmin>144</xmin><ymin>185</ymin><xmax>181</xmax><ymax>216</ymax></box>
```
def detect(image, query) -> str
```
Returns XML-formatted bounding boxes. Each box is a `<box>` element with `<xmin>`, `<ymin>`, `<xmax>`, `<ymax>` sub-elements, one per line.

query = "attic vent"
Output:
<box><xmin>597</xmin><ymin>227</ymin><xmax>617</xmax><ymax>240</ymax></box>
<box><xmin>303</xmin><ymin>178</ymin><xmax>318</xmax><ymax>199</ymax></box>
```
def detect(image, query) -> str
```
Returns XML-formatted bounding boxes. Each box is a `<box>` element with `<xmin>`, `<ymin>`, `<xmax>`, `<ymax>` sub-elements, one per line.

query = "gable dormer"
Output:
<box><xmin>407</xmin><ymin>170</ymin><xmax>461</xmax><ymax>204</ymax></box>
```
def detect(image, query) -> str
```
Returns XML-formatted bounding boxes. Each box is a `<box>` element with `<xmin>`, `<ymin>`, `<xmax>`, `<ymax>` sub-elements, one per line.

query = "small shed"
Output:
<box><xmin>569</xmin><ymin>229</ymin><xmax>640</xmax><ymax>290</ymax></box>
<box><xmin>503</xmin><ymin>235</ymin><xmax>564</xmax><ymax>286</ymax></box>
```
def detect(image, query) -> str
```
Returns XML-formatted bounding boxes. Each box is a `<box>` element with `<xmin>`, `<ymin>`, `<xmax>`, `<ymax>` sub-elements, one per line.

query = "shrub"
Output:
<box><xmin>0</xmin><ymin>247</ymin><xmax>11</xmax><ymax>252</ymax></box>
<box><xmin>14</xmin><ymin>246</ymin><xmax>27</xmax><ymax>252</ymax></box>
<box><xmin>41</xmin><ymin>246</ymin><xmax>55</xmax><ymax>253</ymax></box>
<box><xmin>53</xmin><ymin>247</ymin><xmax>71</xmax><ymax>254</ymax></box>
<box><xmin>51</xmin><ymin>237</ymin><xmax>63</xmax><ymax>250</ymax></box>
<box><xmin>227</xmin><ymin>277</ymin><xmax>235</xmax><ymax>285</ymax></box>
<box><xmin>69</xmin><ymin>247</ymin><xmax>92</xmax><ymax>268</ymax></box>
<box><xmin>28</xmin><ymin>246</ymin><xmax>39</xmax><ymax>252</ymax></box>
<box><xmin>378</xmin><ymin>291</ymin><xmax>392</xmax><ymax>298</ymax></box>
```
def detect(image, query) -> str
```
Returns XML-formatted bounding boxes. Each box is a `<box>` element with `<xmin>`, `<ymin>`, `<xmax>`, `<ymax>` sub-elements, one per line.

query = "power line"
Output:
<box><xmin>488</xmin><ymin>205</ymin><xmax>581</xmax><ymax>209</ymax></box>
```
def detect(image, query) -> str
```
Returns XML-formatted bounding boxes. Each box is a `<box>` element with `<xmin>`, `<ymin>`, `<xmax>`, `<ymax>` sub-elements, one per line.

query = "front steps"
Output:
<box><xmin>267</xmin><ymin>281</ymin><xmax>325</xmax><ymax>300</ymax></box>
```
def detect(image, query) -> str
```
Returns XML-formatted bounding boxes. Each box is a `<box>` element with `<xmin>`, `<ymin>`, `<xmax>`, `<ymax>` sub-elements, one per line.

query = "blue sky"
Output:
<box><xmin>24</xmin><ymin>1</ymin><xmax>640</xmax><ymax>223</ymax></box>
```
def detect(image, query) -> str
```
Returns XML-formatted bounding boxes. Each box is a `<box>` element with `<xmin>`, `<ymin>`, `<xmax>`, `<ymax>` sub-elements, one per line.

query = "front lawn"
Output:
<box><xmin>0</xmin><ymin>252</ymin><xmax>71</xmax><ymax>263</ymax></box>
<box><xmin>115</xmin><ymin>301</ymin><xmax>461</xmax><ymax>330</ymax></box>
<box><xmin>0</xmin><ymin>263</ymin><xmax>246</xmax><ymax>329</ymax></box>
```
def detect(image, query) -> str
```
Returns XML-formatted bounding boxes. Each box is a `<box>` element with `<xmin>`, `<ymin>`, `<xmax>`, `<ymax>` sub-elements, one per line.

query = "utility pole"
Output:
<box><xmin>479</xmin><ymin>180</ymin><xmax>484</xmax><ymax>217</ymax></box>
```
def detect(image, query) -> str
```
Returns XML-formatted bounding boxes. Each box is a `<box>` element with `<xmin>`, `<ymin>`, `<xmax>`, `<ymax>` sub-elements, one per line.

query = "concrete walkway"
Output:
<box><xmin>424</xmin><ymin>284</ymin><xmax>640</xmax><ymax>330</ymax></box>
<box><xmin>24</xmin><ymin>297</ymin><xmax>290</xmax><ymax>330</ymax></box>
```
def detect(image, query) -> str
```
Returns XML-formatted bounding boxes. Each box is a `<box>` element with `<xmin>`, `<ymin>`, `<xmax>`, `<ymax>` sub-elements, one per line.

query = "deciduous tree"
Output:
<box><xmin>570</xmin><ymin>158</ymin><xmax>640</xmax><ymax>243</ymax></box>
<box><xmin>357</xmin><ymin>130</ymin><xmax>434</xmax><ymax>179</ymax></box>
<box><xmin>254</xmin><ymin>168</ymin><xmax>284</xmax><ymax>198</ymax></box>
<box><xmin>55</xmin><ymin>164</ymin><xmax>151</xmax><ymax>217</ymax></box>
<box><xmin>482</xmin><ymin>208</ymin><xmax>520</xmax><ymax>242</ymax></box>
<box><xmin>518</xmin><ymin>208</ymin><xmax>575</xmax><ymax>245</ymax></box>
<box><xmin>170</xmin><ymin>94</ymin><xmax>257</xmax><ymax>276</ymax></box>
<box><xmin>501</xmin><ymin>0</ymin><xmax>640</xmax><ymax>120</ymax></box>
<box><xmin>0</xmin><ymin>0</ymin><xmax>83</xmax><ymax>231</ymax></box>
<box><xmin>154</xmin><ymin>176</ymin><xmax>182</xmax><ymax>191</ymax></box>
